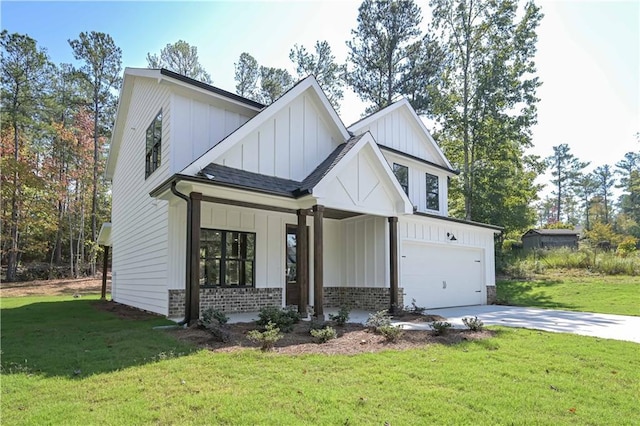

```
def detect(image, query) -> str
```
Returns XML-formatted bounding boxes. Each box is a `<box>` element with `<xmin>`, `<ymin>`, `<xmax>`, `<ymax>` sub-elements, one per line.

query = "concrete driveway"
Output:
<box><xmin>395</xmin><ymin>305</ymin><xmax>640</xmax><ymax>344</ymax></box>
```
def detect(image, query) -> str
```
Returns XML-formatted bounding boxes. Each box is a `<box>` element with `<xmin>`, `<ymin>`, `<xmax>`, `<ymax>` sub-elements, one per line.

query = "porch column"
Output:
<box><xmin>388</xmin><ymin>216</ymin><xmax>399</xmax><ymax>313</ymax></box>
<box><xmin>189</xmin><ymin>192</ymin><xmax>202</xmax><ymax>324</ymax></box>
<box><xmin>313</xmin><ymin>205</ymin><xmax>324</xmax><ymax>318</ymax></box>
<box><xmin>100</xmin><ymin>245</ymin><xmax>109</xmax><ymax>300</ymax></box>
<box><xmin>296</xmin><ymin>209</ymin><xmax>309</xmax><ymax>316</ymax></box>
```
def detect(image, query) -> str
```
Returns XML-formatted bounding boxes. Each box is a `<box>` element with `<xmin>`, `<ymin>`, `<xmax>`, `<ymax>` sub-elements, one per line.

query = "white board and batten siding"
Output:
<box><xmin>399</xmin><ymin>215</ymin><xmax>496</xmax><ymax>309</ymax></box>
<box><xmin>381</xmin><ymin>149</ymin><xmax>449</xmax><ymax>216</ymax></box>
<box><xmin>170</xmin><ymin>92</ymin><xmax>254</xmax><ymax>174</ymax></box>
<box><xmin>111</xmin><ymin>78</ymin><xmax>172</xmax><ymax>315</ymax></box>
<box><xmin>214</xmin><ymin>93</ymin><xmax>341</xmax><ymax>181</ymax></box>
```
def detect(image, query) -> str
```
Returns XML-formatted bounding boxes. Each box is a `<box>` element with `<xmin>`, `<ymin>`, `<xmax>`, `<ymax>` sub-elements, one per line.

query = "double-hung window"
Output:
<box><xmin>393</xmin><ymin>163</ymin><xmax>409</xmax><ymax>195</ymax></box>
<box><xmin>145</xmin><ymin>110</ymin><xmax>162</xmax><ymax>178</ymax></box>
<box><xmin>200</xmin><ymin>229</ymin><xmax>255</xmax><ymax>287</ymax></box>
<box><xmin>425</xmin><ymin>173</ymin><xmax>439</xmax><ymax>211</ymax></box>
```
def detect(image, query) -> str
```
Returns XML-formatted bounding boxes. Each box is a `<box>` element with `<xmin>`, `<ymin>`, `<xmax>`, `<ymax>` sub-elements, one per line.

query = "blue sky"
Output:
<box><xmin>2</xmin><ymin>0</ymin><xmax>638</xmax><ymax>192</ymax></box>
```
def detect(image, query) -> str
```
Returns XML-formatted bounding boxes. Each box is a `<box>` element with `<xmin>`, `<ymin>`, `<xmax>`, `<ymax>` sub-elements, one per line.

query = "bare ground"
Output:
<box><xmin>3</xmin><ymin>277</ymin><xmax>493</xmax><ymax>355</ymax></box>
<box><xmin>0</xmin><ymin>276</ymin><xmax>109</xmax><ymax>297</ymax></box>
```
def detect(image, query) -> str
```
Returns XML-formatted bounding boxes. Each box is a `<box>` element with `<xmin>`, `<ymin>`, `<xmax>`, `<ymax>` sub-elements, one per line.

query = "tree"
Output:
<box><xmin>400</xmin><ymin>33</ymin><xmax>445</xmax><ymax>115</ymax></box>
<box><xmin>68</xmin><ymin>31</ymin><xmax>121</xmax><ymax>274</ymax></box>
<box><xmin>615</xmin><ymin>151</ymin><xmax>640</xmax><ymax>225</ymax></box>
<box><xmin>575</xmin><ymin>173</ymin><xmax>598</xmax><ymax>230</ymax></box>
<box><xmin>428</xmin><ymin>0</ymin><xmax>544</xmax><ymax>231</ymax></box>
<box><xmin>259</xmin><ymin>66</ymin><xmax>293</xmax><ymax>104</ymax></box>
<box><xmin>546</xmin><ymin>144</ymin><xmax>589</xmax><ymax>223</ymax></box>
<box><xmin>346</xmin><ymin>0</ymin><xmax>423</xmax><ymax>114</ymax></box>
<box><xmin>146</xmin><ymin>40</ymin><xmax>212</xmax><ymax>83</ymax></box>
<box><xmin>234</xmin><ymin>52</ymin><xmax>260</xmax><ymax>100</ymax></box>
<box><xmin>290</xmin><ymin>40</ymin><xmax>346</xmax><ymax>111</ymax></box>
<box><xmin>592</xmin><ymin>164</ymin><xmax>615</xmax><ymax>224</ymax></box>
<box><xmin>0</xmin><ymin>30</ymin><xmax>53</xmax><ymax>281</ymax></box>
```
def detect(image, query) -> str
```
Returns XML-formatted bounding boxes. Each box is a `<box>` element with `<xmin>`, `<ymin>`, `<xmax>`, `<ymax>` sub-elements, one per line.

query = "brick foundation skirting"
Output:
<box><xmin>323</xmin><ymin>287</ymin><xmax>404</xmax><ymax>311</ymax></box>
<box><xmin>168</xmin><ymin>287</ymin><xmax>282</xmax><ymax>318</ymax></box>
<box><xmin>486</xmin><ymin>285</ymin><xmax>497</xmax><ymax>304</ymax></box>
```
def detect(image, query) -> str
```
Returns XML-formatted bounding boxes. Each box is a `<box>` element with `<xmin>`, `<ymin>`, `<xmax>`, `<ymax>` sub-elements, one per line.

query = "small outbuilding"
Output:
<box><xmin>521</xmin><ymin>229</ymin><xmax>579</xmax><ymax>250</ymax></box>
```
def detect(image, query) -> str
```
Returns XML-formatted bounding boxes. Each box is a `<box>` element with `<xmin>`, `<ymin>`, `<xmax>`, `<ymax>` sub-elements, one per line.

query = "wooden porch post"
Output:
<box><xmin>296</xmin><ymin>209</ymin><xmax>309</xmax><ymax>316</ymax></box>
<box><xmin>100</xmin><ymin>245</ymin><xmax>109</xmax><ymax>300</ymax></box>
<box><xmin>313</xmin><ymin>205</ymin><xmax>324</xmax><ymax>318</ymax></box>
<box><xmin>189</xmin><ymin>192</ymin><xmax>202</xmax><ymax>324</ymax></box>
<box><xmin>388</xmin><ymin>217</ymin><xmax>399</xmax><ymax>313</ymax></box>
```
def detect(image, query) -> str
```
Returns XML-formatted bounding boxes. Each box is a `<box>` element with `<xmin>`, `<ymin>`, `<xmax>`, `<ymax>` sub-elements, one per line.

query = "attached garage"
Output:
<box><xmin>401</xmin><ymin>242</ymin><xmax>485</xmax><ymax>309</ymax></box>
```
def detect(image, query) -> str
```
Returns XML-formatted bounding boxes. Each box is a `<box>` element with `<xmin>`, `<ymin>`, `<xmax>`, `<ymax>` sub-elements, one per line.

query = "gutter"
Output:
<box><xmin>170</xmin><ymin>181</ymin><xmax>192</xmax><ymax>326</ymax></box>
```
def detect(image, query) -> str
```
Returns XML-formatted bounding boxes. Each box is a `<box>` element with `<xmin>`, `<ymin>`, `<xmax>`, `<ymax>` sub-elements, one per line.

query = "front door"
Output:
<box><xmin>285</xmin><ymin>225</ymin><xmax>301</xmax><ymax>306</ymax></box>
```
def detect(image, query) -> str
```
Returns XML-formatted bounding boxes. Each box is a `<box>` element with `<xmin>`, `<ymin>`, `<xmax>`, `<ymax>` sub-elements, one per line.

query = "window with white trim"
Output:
<box><xmin>426</xmin><ymin>173</ymin><xmax>439</xmax><ymax>211</ymax></box>
<box><xmin>393</xmin><ymin>163</ymin><xmax>409</xmax><ymax>195</ymax></box>
<box><xmin>145</xmin><ymin>110</ymin><xmax>162</xmax><ymax>178</ymax></box>
<box><xmin>200</xmin><ymin>229</ymin><xmax>255</xmax><ymax>287</ymax></box>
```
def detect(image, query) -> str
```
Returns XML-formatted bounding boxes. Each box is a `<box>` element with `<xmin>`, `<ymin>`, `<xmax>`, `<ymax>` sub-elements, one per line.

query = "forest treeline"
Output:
<box><xmin>1</xmin><ymin>0</ymin><xmax>638</xmax><ymax>281</ymax></box>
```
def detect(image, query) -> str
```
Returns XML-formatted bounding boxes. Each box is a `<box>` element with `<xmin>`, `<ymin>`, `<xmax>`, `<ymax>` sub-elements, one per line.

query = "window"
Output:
<box><xmin>425</xmin><ymin>173</ymin><xmax>439</xmax><ymax>211</ymax></box>
<box><xmin>145</xmin><ymin>110</ymin><xmax>162</xmax><ymax>178</ymax></box>
<box><xmin>200</xmin><ymin>229</ymin><xmax>255</xmax><ymax>287</ymax></box>
<box><xmin>393</xmin><ymin>163</ymin><xmax>409</xmax><ymax>195</ymax></box>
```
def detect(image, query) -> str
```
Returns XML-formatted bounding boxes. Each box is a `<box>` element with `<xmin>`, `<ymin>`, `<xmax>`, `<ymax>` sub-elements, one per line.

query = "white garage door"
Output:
<box><xmin>401</xmin><ymin>242</ymin><xmax>484</xmax><ymax>309</ymax></box>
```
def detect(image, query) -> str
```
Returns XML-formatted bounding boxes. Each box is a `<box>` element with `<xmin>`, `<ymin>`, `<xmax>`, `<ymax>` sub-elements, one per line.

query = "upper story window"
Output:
<box><xmin>145</xmin><ymin>110</ymin><xmax>162</xmax><ymax>178</ymax></box>
<box><xmin>393</xmin><ymin>163</ymin><xmax>409</xmax><ymax>195</ymax></box>
<box><xmin>426</xmin><ymin>173</ymin><xmax>439</xmax><ymax>211</ymax></box>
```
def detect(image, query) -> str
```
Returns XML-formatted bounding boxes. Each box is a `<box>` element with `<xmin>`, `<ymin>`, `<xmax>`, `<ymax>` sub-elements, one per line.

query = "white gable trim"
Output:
<box><xmin>312</xmin><ymin>132</ymin><xmax>413</xmax><ymax>215</ymax></box>
<box><xmin>347</xmin><ymin>98</ymin><xmax>453</xmax><ymax>171</ymax></box>
<box><xmin>106</xmin><ymin>68</ymin><xmax>262</xmax><ymax>180</ymax></box>
<box><xmin>181</xmin><ymin>76</ymin><xmax>350</xmax><ymax>176</ymax></box>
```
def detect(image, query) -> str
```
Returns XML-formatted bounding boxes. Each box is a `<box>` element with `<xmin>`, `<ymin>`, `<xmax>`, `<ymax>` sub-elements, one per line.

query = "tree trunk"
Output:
<box><xmin>91</xmin><ymin>94</ymin><xmax>99</xmax><ymax>276</ymax></box>
<box><xmin>7</xmin><ymin>122</ymin><xmax>21</xmax><ymax>282</ymax></box>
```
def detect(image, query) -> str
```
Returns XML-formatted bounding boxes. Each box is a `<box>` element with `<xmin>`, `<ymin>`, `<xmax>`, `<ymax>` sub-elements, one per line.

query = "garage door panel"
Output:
<box><xmin>401</xmin><ymin>242</ymin><xmax>484</xmax><ymax>309</ymax></box>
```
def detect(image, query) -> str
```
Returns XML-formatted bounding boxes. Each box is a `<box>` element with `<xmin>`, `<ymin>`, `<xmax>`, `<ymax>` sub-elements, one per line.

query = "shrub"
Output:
<box><xmin>617</xmin><ymin>237</ymin><xmax>638</xmax><ymax>257</ymax></box>
<box><xmin>328</xmin><ymin>306</ymin><xmax>350</xmax><ymax>326</ymax></box>
<box><xmin>200</xmin><ymin>307</ymin><xmax>229</xmax><ymax>326</ymax></box>
<box><xmin>429</xmin><ymin>321</ymin><xmax>452</xmax><ymax>335</ymax></box>
<box><xmin>247</xmin><ymin>321</ymin><xmax>283</xmax><ymax>351</ymax></box>
<box><xmin>406</xmin><ymin>298</ymin><xmax>426</xmax><ymax>315</ymax></box>
<box><xmin>462</xmin><ymin>316</ymin><xmax>484</xmax><ymax>331</ymax></box>
<box><xmin>257</xmin><ymin>306</ymin><xmax>301</xmax><ymax>333</ymax></box>
<box><xmin>378</xmin><ymin>324</ymin><xmax>404</xmax><ymax>342</ymax></box>
<box><xmin>365</xmin><ymin>310</ymin><xmax>392</xmax><ymax>331</ymax></box>
<box><xmin>310</xmin><ymin>326</ymin><xmax>337</xmax><ymax>343</ymax></box>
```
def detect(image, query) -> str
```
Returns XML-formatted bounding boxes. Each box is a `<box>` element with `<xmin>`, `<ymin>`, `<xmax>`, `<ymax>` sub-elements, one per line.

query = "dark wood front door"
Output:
<box><xmin>285</xmin><ymin>225</ymin><xmax>301</xmax><ymax>306</ymax></box>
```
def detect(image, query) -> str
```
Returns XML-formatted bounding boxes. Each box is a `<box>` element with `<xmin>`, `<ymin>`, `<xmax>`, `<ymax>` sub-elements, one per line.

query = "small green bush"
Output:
<box><xmin>257</xmin><ymin>306</ymin><xmax>301</xmax><ymax>333</ymax></box>
<box><xmin>308</xmin><ymin>318</ymin><xmax>330</xmax><ymax>331</ymax></box>
<box><xmin>200</xmin><ymin>307</ymin><xmax>229</xmax><ymax>326</ymax></box>
<box><xmin>328</xmin><ymin>306</ymin><xmax>350</xmax><ymax>326</ymax></box>
<box><xmin>429</xmin><ymin>321</ymin><xmax>452</xmax><ymax>336</ymax></box>
<box><xmin>462</xmin><ymin>316</ymin><xmax>484</xmax><ymax>332</ymax></box>
<box><xmin>310</xmin><ymin>326</ymin><xmax>337</xmax><ymax>343</ymax></box>
<box><xmin>365</xmin><ymin>310</ymin><xmax>392</xmax><ymax>331</ymax></box>
<box><xmin>617</xmin><ymin>237</ymin><xmax>638</xmax><ymax>257</ymax></box>
<box><xmin>378</xmin><ymin>324</ymin><xmax>404</xmax><ymax>342</ymax></box>
<box><xmin>247</xmin><ymin>322</ymin><xmax>283</xmax><ymax>351</ymax></box>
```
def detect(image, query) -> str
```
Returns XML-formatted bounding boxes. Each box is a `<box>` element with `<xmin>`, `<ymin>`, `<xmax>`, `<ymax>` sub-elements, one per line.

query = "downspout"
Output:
<box><xmin>170</xmin><ymin>180</ymin><xmax>191</xmax><ymax>326</ymax></box>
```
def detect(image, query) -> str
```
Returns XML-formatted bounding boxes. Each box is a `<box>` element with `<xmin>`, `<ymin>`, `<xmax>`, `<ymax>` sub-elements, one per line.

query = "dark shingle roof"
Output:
<box><xmin>299</xmin><ymin>134</ymin><xmax>365</xmax><ymax>193</ymax></box>
<box><xmin>524</xmin><ymin>229</ymin><xmax>579</xmax><ymax>236</ymax></box>
<box><xmin>199</xmin><ymin>164</ymin><xmax>301</xmax><ymax>197</ymax></box>
<box><xmin>197</xmin><ymin>134</ymin><xmax>366</xmax><ymax>198</ymax></box>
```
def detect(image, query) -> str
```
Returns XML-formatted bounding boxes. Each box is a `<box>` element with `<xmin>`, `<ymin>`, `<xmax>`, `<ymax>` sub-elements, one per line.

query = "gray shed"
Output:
<box><xmin>521</xmin><ymin>229</ymin><xmax>579</xmax><ymax>250</ymax></box>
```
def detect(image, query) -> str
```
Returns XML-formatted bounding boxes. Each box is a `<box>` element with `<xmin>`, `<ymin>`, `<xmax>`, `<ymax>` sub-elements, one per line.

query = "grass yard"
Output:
<box><xmin>497</xmin><ymin>272</ymin><xmax>640</xmax><ymax>316</ymax></box>
<box><xmin>2</xmin><ymin>295</ymin><xmax>639</xmax><ymax>425</ymax></box>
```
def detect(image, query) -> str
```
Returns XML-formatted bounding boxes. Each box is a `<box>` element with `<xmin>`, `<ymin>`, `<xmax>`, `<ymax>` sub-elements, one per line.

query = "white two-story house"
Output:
<box><xmin>103</xmin><ymin>68</ymin><xmax>501</xmax><ymax>322</ymax></box>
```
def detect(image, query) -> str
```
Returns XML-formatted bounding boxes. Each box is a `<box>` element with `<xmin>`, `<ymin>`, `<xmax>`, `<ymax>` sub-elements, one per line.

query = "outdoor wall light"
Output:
<box><xmin>447</xmin><ymin>232</ymin><xmax>457</xmax><ymax>241</ymax></box>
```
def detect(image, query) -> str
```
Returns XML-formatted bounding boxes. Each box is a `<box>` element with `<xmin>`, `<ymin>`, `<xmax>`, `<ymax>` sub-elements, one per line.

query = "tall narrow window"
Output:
<box><xmin>426</xmin><ymin>173</ymin><xmax>439</xmax><ymax>211</ymax></box>
<box><xmin>200</xmin><ymin>229</ymin><xmax>255</xmax><ymax>287</ymax></box>
<box><xmin>393</xmin><ymin>163</ymin><xmax>409</xmax><ymax>195</ymax></box>
<box><xmin>145</xmin><ymin>110</ymin><xmax>162</xmax><ymax>178</ymax></box>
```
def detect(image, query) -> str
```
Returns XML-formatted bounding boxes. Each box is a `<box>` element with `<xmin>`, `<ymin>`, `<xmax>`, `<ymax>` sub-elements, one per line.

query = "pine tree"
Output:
<box><xmin>147</xmin><ymin>40</ymin><xmax>212</xmax><ymax>83</ymax></box>
<box><xmin>546</xmin><ymin>144</ymin><xmax>589</xmax><ymax>223</ymax></box>
<box><xmin>234</xmin><ymin>52</ymin><xmax>260</xmax><ymax>100</ymax></box>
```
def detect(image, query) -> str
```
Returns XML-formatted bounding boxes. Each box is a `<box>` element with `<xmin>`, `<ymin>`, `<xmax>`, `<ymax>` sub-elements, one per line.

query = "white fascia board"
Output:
<box><xmin>180</xmin><ymin>76</ymin><xmax>350</xmax><ymax>176</ymax></box>
<box><xmin>348</xmin><ymin>98</ymin><xmax>454</xmax><ymax>171</ymax></box>
<box><xmin>313</xmin><ymin>132</ymin><xmax>413</xmax><ymax>215</ymax></box>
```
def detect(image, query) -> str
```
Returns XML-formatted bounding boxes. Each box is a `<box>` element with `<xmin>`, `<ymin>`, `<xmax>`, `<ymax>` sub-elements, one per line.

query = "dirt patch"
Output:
<box><xmin>0</xmin><ymin>276</ymin><xmax>109</xmax><ymax>297</ymax></box>
<box><xmin>171</xmin><ymin>320</ymin><xmax>494</xmax><ymax>355</ymax></box>
<box><xmin>92</xmin><ymin>300</ymin><xmax>162</xmax><ymax>320</ymax></box>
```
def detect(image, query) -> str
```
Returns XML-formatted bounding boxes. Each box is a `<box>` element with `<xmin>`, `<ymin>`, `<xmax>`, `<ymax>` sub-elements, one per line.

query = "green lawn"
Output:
<box><xmin>2</xmin><ymin>295</ymin><xmax>639</xmax><ymax>425</ymax></box>
<box><xmin>497</xmin><ymin>273</ymin><xmax>640</xmax><ymax>316</ymax></box>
